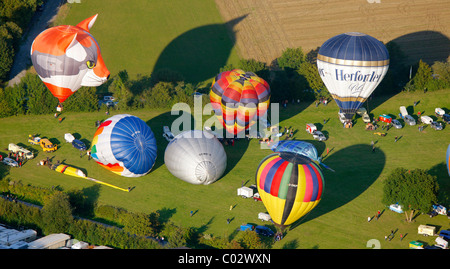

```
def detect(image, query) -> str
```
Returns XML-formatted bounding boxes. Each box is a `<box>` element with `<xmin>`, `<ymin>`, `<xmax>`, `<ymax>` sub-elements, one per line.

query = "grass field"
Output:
<box><xmin>1</xmin><ymin>89</ymin><xmax>449</xmax><ymax>249</ymax></box>
<box><xmin>62</xmin><ymin>0</ymin><xmax>241</xmax><ymax>84</ymax></box>
<box><xmin>215</xmin><ymin>0</ymin><xmax>450</xmax><ymax>66</ymax></box>
<box><xmin>2</xmin><ymin>0</ymin><xmax>449</xmax><ymax>249</ymax></box>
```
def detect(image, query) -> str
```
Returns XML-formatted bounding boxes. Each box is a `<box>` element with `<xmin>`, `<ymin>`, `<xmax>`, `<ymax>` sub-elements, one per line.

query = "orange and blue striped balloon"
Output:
<box><xmin>256</xmin><ymin>152</ymin><xmax>324</xmax><ymax>228</ymax></box>
<box><xmin>210</xmin><ymin>69</ymin><xmax>270</xmax><ymax>135</ymax></box>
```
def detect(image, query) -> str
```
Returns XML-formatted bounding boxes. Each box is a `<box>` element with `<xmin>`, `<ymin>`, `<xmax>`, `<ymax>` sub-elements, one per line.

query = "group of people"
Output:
<box><xmin>3</xmin><ymin>151</ymin><xmax>27</xmax><ymax>167</ymax></box>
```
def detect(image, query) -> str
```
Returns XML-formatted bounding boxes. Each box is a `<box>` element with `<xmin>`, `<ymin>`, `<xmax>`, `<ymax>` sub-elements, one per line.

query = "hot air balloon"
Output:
<box><xmin>317</xmin><ymin>32</ymin><xmax>389</xmax><ymax>120</ymax></box>
<box><xmin>447</xmin><ymin>144</ymin><xmax>450</xmax><ymax>177</ymax></box>
<box><xmin>210</xmin><ymin>69</ymin><xmax>270</xmax><ymax>135</ymax></box>
<box><xmin>91</xmin><ymin>114</ymin><xmax>157</xmax><ymax>177</ymax></box>
<box><xmin>256</xmin><ymin>152</ymin><xmax>324</xmax><ymax>228</ymax></box>
<box><xmin>31</xmin><ymin>14</ymin><xmax>110</xmax><ymax>106</ymax></box>
<box><xmin>164</xmin><ymin>130</ymin><xmax>227</xmax><ymax>185</ymax></box>
<box><xmin>270</xmin><ymin>140</ymin><xmax>334</xmax><ymax>171</ymax></box>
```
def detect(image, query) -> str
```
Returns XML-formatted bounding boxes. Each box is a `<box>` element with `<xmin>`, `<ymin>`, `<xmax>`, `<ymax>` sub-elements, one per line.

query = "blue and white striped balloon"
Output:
<box><xmin>317</xmin><ymin>32</ymin><xmax>389</xmax><ymax>119</ymax></box>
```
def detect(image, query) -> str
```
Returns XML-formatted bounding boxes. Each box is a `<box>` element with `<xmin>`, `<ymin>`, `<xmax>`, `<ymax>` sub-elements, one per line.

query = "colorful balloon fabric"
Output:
<box><xmin>256</xmin><ymin>152</ymin><xmax>324</xmax><ymax>228</ymax></box>
<box><xmin>317</xmin><ymin>32</ymin><xmax>389</xmax><ymax>119</ymax></box>
<box><xmin>91</xmin><ymin>114</ymin><xmax>157</xmax><ymax>177</ymax></box>
<box><xmin>31</xmin><ymin>14</ymin><xmax>110</xmax><ymax>104</ymax></box>
<box><xmin>210</xmin><ymin>69</ymin><xmax>270</xmax><ymax>135</ymax></box>
<box><xmin>164</xmin><ymin>130</ymin><xmax>227</xmax><ymax>185</ymax></box>
<box><xmin>270</xmin><ymin>140</ymin><xmax>320</xmax><ymax>163</ymax></box>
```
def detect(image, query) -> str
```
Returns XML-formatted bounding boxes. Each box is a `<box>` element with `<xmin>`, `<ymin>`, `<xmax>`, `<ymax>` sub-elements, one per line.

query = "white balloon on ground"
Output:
<box><xmin>164</xmin><ymin>130</ymin><xmax>227</xmax><ymax>185</ymax></box>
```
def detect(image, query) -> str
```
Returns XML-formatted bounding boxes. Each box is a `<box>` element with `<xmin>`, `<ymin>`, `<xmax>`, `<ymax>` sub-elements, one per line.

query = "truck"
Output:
<box><xmin>29</xmin><ymin>135</ymin><xmax>57</xmax><ymax>152</ymax></box>
<box><xmin>418</xmin><ymin>224</ymin><xmax>436</xmax><ymax>236</ymax></box>
<box><xmin>8</xmin><ymin>143</ymin><xmax>34</xmax><ymax>159</ymax></box>
<box><xmin>237</xmin><ymin>186</ymin><xmax>254</xmax><ymax>198</ymax></box>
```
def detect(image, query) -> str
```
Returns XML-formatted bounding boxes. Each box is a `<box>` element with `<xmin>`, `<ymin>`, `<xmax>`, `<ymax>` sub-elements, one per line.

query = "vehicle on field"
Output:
<box><xmin>64</xmin><ymin>133</ymin><xmax>75</xmax><ymax>143</ymax></box>
<box><xmin>404</xmin><ymin>115</ymin><xmax>416</xmax><ymax>126</ymax></box>
<box><xmin>420</xmin><ymin>115</ymin><xmax>433</xmax><ymax>124</ymax></box>
<box><xmin>338</xmin><ymin>112</ymin><xmax>346</xmax><ymax>123</ymax></box>
<box><xmin>378</xmin><ymin>114</ymin><xmax>392</xmax><ymax>124</ymax></box>
<box><xmin>443</xmin><ymin>114</ymin><xmax>450</xmax><ymax>124</ymax></box>
<box><xmin>392</xmin><ymin>119</ymin><xmax>402</xmax><ymax>129</ymax></box>
<box><xmin>418</xmin><ymin>224</ymin><xmax>436</xmax><ymax>236</ymax></box>
<box><xmin>28</xmin><ymin>135</ymin><xmax>41</xmax><ymax>145</ymax></box>
<box><xmin>439</xmin><ymin>230</ymin><xmax>450</xmax><ymax>241</ymax></box>
<box><xmin>430</xmin><ymin>121</ymin><xmax>443</xmax><ymax>130</ymax></box>
<box><xmin>432</xmin><ymin>204</ymin><xmax>447</xmax><ymax>215</ymax></box>
<box><xmin>389</xmin><ymin>203</ymin><xmax>403</xmax><ymax>213</ymax></box>
<box><xmin>40</xmin><ymin>138</ymin><xmax>57</xmax><ymax>152</ymax></box>
<box><xmin>2</xmin><ymin>157</ymin><xmax>18</xmax><ymax>167</ymax></box>
<box><xmin>8</xmin><ymin>143</ymin><xmax>34</xmax><ymax>159</ymax></box>
<box><xmin>435</xmin><ymin>237</ymin><xmax>448</xmax><ymax>249</ymax></box>
<box><xmin>72</xmin><ymin>139</ymin><xmax>87</xmax><ymax>151</ymax></box>
<box><xmin>357</xmin><ymin>107</ymin><xmax>371</xmax><ymax>123</ymax></box>
<box><xmin>254</xmin><ymin>226</ymin><xmax>275</xmax><ymax>237</ymax></box>
<box><xmin>306</xmin><ymin>123</ymin><xmax>327</xmax><ymax>141</ymax></box>
<box><xmin>258</xmin><ymin>212</ymin><xmax>271</xmax><ymax>221</ymax></box>
<box><xmin>163</xmin><ymin>126</ymin><xmax>175</xmax><ymax>142</ymax></box>
<box><xmin>435</xmin><ymin>107</ymin><xmax>445</xmax><ymax>117</ymax></box>
<box><xmin>399</xmin><ymin>106</ymin><xmax>408</xmax><ymax>119</ymax></box>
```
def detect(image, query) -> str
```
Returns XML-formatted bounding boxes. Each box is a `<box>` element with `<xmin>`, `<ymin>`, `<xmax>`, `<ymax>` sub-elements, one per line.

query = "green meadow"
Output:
<box><xmin>1</xmin><ymin>0</ymin><xmax>449</xmax><ymax>249</ymax></box>
<box><xmin>1</xmin><ymin>89</ymin><xmax>449</xmax><ymax>249</ymax></box>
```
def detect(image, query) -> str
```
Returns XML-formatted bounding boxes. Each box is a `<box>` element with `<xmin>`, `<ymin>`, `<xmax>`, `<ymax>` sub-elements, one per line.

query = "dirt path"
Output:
<box><xmin>7</xmin><ymin>0</ymin><xmax>65</xmax><ymax>87</ymax></box>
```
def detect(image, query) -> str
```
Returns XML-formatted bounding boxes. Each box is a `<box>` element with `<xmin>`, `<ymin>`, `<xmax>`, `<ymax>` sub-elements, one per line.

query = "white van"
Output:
<box><xmin>418</xmin><ymin>224</ymin><xmax>436</xmax><ymax>236</ymax></box>
<box><xmin>420</xmin><ymin>115</ymin><xmax>433</xmax><ymax>124</ymax></box>
<box><xmin>399</xmin><ymin>106</ymin><xmax>408</xmax><ymax>118</ymax></box>
<box><xmin>8</xmin><ymin>143</ymin><xmax>34</xmax><ymax>159</ymax></box>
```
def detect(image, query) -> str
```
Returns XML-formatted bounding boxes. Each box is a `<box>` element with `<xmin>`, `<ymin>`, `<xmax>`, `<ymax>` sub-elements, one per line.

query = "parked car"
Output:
<box><xmin>378</xmin><ymin>114</ymin><xmax>392</xmax><ymax>123</ymax></box>
<box><xmin>392</xmin><ymin>119</ymin><xmax>402</xmax><ymax>129</ymax></box>
<box><xmin>420</xmin><ymin>115</ymin><xmax>433</xmax><ymax>124</ymax></box>
<box><xmin>357</xmin><ymin>107</ymin><xmax>371</xmax><ymax>123</ymax></box>
<box><xmin>404</xmin><ymin>115</ymin><xmax>416</xmax><ymax>126</ymax></box>
<box><xmin>2</xmin><ymin>157</ymin><xmax>18</xmax><ymax>167</ymax></box>
<box><xmin>254</xmin><ymin>226</ymin><xmax>275</xmax><ymax>237</ymax></box>
<box><xmin>338</xmin><ymin>112</ymin><xmax>346</xmax><ymax>123</ymax></box>
<box><xmin>72</xmin><ymin>139</ymin><xmax>87</xmax><ymax>151</ymax></box>
<box><xmin>435</xmin><ymin>107</ymin><xmax>445</xmax><ymax>117</ymax></box>
<box><xmin>430</xmin><ymin>121</ymin><xmax>443</xmax><ymax>130</ymax></box>
<box><xmin>439</xmin><ymin>230</ymin><xmax>450</xmax><ymax>241</ymax></box>
<box><xmin>312</xmin><ymin>131</ymin><xmax>327</xmax><ymax>141</ymax></box>
<box><xmin>443</xmin><ymin>114</ymin><xmax>450</xmax><ymax>124</ymax></box>
<box><xmin>163</xmin><ymin>126</ymin><xmax>175</xmax><ymax>142</ymax></box>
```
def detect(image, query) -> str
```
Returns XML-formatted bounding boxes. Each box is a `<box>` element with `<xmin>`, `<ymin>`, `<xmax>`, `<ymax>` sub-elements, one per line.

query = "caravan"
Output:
<box><xmin>399</xmin><ymin>106</ymin><xmax>408</xmax><ymax>119</ymax></box>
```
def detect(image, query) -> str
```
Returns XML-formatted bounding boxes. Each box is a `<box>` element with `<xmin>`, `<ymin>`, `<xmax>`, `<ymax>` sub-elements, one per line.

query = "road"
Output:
<box><xmin>7</xmin><ymin>0</ymin><xmax>65</xmax><ymax>87</ymax></box>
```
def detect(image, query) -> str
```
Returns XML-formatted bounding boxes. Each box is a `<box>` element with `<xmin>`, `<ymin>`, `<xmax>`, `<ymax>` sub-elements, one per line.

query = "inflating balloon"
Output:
<box><xmin>317</xmin><ymin>32</ymin><xmax>389</xmax><ymax>120</ymax></box>
<box><xmin>256</xmin><ymin>152</ymin><xmax>324</xmax><ymax>228</ymax></box>
<box><xmin>164</xmin><ymin>130</ymin><xmax>227</xmax><ymax>185</ymax></box>
<box><xmin>31</xmin><ymin>14</ymin><xmax>110</xmax><ymax>105</ymax></box>
<box><xmin>210</xmin><ymin>69</ymin><xmax>270</xmax><ymax>135</ymax></box>
<box><xmin>91</xmin><ymin>114</ymin><xmax>157</xmax><ymax>177</ymax></box>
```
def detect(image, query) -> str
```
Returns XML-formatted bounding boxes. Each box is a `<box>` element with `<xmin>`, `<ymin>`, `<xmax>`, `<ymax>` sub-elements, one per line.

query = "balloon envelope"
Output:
<box><xmin>210</xmin><ymin>69</ymin><xmax>270</xmax><ymax>135</ymax></box>
<box><xmin>91</xmin><ymin>114</ymin><xmax>157</xmax><ymax>177</ymax></box>
<box><xmin>164</xmin><ymin>130</ymin><xmax>227</xmax><ymax>185</ymax></box>
<box><xmin>31</xmin><ymin>14</ymin><xmax>109</xmax><ymax>104</ymax></box>
<box><xmin>317</xmin><ymin>32</ymin><xmax>389</xmax><ymax>119</ymax></box>
<box><xmin>270</xmin><ymin>140</ymin><xmax>320</xmax><ymax>163</ymax></box>
<box><xmin>256</xmin><ymin>152</ymin><xmax>324</xmax><ymax>227</ymax></box>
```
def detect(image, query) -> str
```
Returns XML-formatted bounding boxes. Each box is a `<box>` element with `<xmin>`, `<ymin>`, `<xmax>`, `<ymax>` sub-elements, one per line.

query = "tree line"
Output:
<box><xmin>0</xmin><ymin>0</ymin><xmax>43</xmax><ymax>81</ymax></box>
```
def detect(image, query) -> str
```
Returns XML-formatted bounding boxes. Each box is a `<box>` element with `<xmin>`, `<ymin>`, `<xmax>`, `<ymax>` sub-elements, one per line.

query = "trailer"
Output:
<box><xmin>237</xmin><ymin>186</ymin><xmax>254</xmax><ymax>198</ymax></box>
<box><xmin>258</xmin><ymin>212</ymin><xmax>271</xmax><ymax>222</ymax></box>
<box><xmin>418</xmin><ymin>224</ymin><xmax>436</xmax><ymax>236</ymax></box>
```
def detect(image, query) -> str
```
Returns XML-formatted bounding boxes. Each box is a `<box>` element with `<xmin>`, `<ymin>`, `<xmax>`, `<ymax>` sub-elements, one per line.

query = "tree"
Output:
<box><xmin>42</xmin><ymin>192</ymin><xmax>73</xmax><ymax>234</ymax></box>
<box><xmin>409</xmin><ymin>60</ymin><xmax>433</xmax><ymax>92</ymax></box>
<box><xmin>382</xmin><ymin>168</ymin><xmax>439</xmax><ymax>222</ymax></box>
<box><xmin>297</xmin><ymin>61</ymin><xmax>328</xmax><ymax>100</ymax></box>
<box><xmin>0</xmin><ymin>37</ymin><xmax>14</xmax><ymax>81</ymax></box>
<box><xmin>277</xmin><ymin>47</ymin><xmax>305</xmax><ymax>72</ymax></box>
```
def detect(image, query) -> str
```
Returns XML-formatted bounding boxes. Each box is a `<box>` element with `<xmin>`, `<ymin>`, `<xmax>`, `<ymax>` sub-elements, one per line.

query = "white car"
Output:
<box><xmin>2</xmin><ymin>157</ymin><xmax>18</xmax><ymax>167</ymax></box>
<box><xmin>312</xmin><ymin>131</ymin><xmax>327</xmax><ymax>141</ymax></box>
<box><xmin>162</xmin><ymin>126</ymin><xmax>175</xmax><ymax>142</ymax></box>
<box><xmin>420</xmin><ymin>115</ymin><xmax>433</xmax><ymax>124</ymax></box>
<box><xmin>392</xmin><ymin>119</ymin><xmax>402</xmax><ymax>129</ymax></box>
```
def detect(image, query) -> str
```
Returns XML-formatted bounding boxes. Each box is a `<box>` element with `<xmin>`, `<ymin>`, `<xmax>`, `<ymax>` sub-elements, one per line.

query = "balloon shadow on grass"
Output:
<box><xmin>290</xmin><ymin>144</ymin><xmax>386</xmax><ymax>230</ymax></box>
<box><xmin>153</xmin><ymin>15</ymin><xmax>247</xmax><ymax>85</ymax></box>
